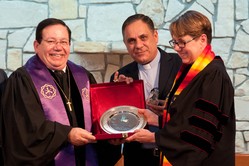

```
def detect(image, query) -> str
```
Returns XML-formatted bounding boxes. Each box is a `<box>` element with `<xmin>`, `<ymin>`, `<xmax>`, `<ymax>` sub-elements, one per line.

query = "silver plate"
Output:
<box><xmin>100</xmin><ymin>106</ymin><xmax>147</xmax><ymax>134</ymax></box>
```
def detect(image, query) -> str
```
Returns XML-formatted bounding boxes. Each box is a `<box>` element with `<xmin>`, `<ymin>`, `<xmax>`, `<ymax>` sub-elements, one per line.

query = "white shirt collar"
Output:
<box><xmin>52</xmin><ymin>66</ymin><xmax>67</xmax><ymax>73</ymax></box>
<box><xmin>138</xmin><ymin>50</ymin><xmax>160</xmax><ymax>70</ymax></box>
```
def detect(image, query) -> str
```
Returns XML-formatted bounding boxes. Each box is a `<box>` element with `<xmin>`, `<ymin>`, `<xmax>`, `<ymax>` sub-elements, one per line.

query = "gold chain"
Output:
<box><xmin>53</xmin><ymin>66</ymin><xmax>72</xmax><ymax>111</ymax></box>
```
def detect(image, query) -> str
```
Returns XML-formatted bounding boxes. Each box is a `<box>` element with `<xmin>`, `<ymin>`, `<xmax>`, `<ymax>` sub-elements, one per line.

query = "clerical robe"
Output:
<box><xmin>1</xmin><ymin>55</ymin><xmax>97</xmax><ymax>166</ymax></box>
<box><xmin>156</xmin><ymin>57</ymin><xmax>235</xmax><ymax>166</ymax></box>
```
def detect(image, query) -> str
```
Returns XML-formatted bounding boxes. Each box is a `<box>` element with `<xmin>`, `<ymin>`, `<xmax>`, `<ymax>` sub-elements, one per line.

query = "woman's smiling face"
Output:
<box><xmin>171</xmin><ymin>34</ymin><xmax>207</xmax><ymax>64</ymax></box>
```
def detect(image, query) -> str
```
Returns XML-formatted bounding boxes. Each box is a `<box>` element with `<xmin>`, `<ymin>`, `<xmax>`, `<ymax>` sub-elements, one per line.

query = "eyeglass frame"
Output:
<box><xmin>41</xmin><ymin>39</ymin><xmax>70</xmax><ymax>47</ymax></box>
<box><xmin>169</xmin><ymin>37</ymin><xmax>197</xmax><ymax>48</ymax></box>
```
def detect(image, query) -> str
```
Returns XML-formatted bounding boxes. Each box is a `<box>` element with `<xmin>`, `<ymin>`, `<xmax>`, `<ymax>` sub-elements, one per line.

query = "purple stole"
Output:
<box><xmin>25</xmin><ymin>55</ymin><xmax>97</xmax><ymax>166</ymax></box>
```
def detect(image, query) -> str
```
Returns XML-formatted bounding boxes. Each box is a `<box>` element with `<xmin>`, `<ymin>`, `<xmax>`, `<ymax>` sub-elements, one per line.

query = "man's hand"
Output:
<box><xmin>68</xmin><ymin>128</ymin><xmax>96</xmax><ymax>146</ymax></box>
<box><xmin>146</xmin><ymin>99</ymin><xmax>165</xmax><ymax>116</ymax></box>
<box><xmin>113</xmin><ymin>71</ymin><xmax>133</xmax><ymax>84</ymax></box>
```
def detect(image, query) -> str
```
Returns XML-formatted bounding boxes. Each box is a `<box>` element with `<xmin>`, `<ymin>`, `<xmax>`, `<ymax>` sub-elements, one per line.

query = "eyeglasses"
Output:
<box><xmin>169</xmin><ymin>37</ymin><xmax>196</xmax><ymax>48</ymax></box>
<box><xmin>42</xmin><ymin>39</ymin><xmax>70</xmax><ymax>47</ymax></box>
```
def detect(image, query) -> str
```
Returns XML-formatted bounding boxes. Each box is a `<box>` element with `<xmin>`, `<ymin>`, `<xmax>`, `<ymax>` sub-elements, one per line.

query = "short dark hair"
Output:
<box><xmin>122</xmin><ymin>14</ymin><xmax>155</xmax><ymax>36</ymax></box>
<box><xmin>35</xmin><ymin>18</ymin><xmax>71</xmax><ymax>44</ymax></box>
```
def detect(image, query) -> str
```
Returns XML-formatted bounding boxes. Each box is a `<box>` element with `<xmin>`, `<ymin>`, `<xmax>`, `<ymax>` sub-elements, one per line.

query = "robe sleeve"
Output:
<box><xmin>1</xmin><ymin>67</ymin><xmax>72</xmax><ymax>165</ymax></box>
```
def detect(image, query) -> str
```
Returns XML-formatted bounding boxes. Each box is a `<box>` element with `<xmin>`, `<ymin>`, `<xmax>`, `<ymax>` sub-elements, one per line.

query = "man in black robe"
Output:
<box><xmin>1</xmin><ymin>18</ymin><xmax>98</xmax><ymax>166</ymax></box>
<box><xmin>0</xmin><ymin>69</ymin><xmax>7</xmax><ymax>166</ymax></box>
<box><xmin>98</xmin><ymin>14</ymin><xmax>181</xmax><ymax>166</ymax></box>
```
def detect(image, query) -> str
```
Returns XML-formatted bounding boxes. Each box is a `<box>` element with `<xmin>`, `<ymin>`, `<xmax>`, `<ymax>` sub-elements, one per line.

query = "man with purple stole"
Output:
<box><xmin>1</xmin><ymin>18</ymin><xmax>98</xmax><ymax>166</ymax></box>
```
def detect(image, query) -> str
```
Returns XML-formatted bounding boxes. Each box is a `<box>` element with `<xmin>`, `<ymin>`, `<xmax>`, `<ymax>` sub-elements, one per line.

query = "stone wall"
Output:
<box><xmin>0</xmin><ymin>0</ymin><xmax>249</xmax><ymax>153</ymax></box>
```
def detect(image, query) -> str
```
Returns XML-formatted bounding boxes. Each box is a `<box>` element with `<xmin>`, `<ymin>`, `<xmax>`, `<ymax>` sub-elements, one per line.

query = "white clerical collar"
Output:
<box><xmin>143</xmin><ymin>63</ymin><xmax>151</xmax><ymax>70</ymax></box>
<box><xmin>52</xmin><ymin>66</ymin><xmax>67</xmax><ymax>73</ymax></box>
<box><xmin>138</xmin><ymin>50</ymin><xmax>160</xmax><ymax>70</ymax></box>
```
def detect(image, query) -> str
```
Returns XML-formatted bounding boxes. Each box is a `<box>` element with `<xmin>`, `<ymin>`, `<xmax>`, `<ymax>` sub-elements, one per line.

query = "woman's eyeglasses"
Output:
<box><xmin>169</xmin><ymin>37</ymin><xmax>196</xmax><ymax>48</ymax></box>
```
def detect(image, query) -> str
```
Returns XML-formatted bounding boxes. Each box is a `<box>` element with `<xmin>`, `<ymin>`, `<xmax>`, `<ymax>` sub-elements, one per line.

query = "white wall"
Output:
<box><xmin>0</xmin><ymin>0</ymin><xmax>249</xmax><ymax>153</ymax></box>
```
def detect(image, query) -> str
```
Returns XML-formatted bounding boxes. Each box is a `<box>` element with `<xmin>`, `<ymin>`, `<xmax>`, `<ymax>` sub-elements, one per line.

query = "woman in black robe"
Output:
<box><xmin>125</xmin><ymin>10</ymin><xmax>235</xmax><ymax>166</ymax></box>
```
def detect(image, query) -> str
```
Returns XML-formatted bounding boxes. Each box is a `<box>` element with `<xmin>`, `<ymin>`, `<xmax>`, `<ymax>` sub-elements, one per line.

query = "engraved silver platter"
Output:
<box><xmin>100</xmin><ymin>106</ymin><xmax>147</xmax><ymax>134</ymax></box>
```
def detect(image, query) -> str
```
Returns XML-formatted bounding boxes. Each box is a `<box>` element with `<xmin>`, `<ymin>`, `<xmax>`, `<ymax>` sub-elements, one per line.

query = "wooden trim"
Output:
<box><xmin>235</xmin><ymin>153</ymin><xmax>249</xmax><ymax>166</ymax></box>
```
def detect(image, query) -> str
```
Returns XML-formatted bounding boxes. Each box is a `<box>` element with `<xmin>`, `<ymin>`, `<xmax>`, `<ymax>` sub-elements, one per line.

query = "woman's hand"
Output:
<box><xmin>125</xmin><ymin>129</ymin><xmax>155</xmax><ymax>143</ymax></box>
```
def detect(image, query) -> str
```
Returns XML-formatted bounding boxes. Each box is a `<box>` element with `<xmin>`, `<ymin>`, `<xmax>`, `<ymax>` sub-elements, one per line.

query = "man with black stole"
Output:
<box><xmin>101</xmin><ymin>14</ymin><xmax>182</xmax><ymax>166</ymax></box>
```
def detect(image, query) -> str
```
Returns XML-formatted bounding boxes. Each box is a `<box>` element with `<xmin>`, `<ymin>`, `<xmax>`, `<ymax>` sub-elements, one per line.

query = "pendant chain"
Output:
<box><xmin>53</xmin><ymin>66</ymin><xmax>72</xmax><ymax>111</ymax></box>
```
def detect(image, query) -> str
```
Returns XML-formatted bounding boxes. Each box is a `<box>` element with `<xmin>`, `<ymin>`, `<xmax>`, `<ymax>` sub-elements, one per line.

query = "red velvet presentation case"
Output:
<box><xmin>90</xmin><ymin>80</ymin><xmax>146</xmax><ymax>140</ymax></box>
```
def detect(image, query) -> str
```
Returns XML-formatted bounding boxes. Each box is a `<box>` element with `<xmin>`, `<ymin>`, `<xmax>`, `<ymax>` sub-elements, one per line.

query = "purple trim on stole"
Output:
<box><xmin>67</xmin><ymin>61</ymin><xmax>98</xmax><ymax>166</ymax></box>
<box><xmin>25</xmin><ymin>56</ymin><xmax>97</xmax><ymax>166</ymax></box>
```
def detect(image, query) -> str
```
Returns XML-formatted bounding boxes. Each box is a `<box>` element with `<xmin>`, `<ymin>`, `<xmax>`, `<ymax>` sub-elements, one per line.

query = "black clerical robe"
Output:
<box><xmin>101</xmin><ymin>48</ymin><xmax>181</xmax><ymax>166</ymax></box>
<box><xmin>156</xmin><ymin>57</ymin><xmax>235</xmax><ymax>166</ymax></box>
<box><xmin>1</xmin><ymin>58</ymin><xmax>97</xmax><ymax>166</ymax></box>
